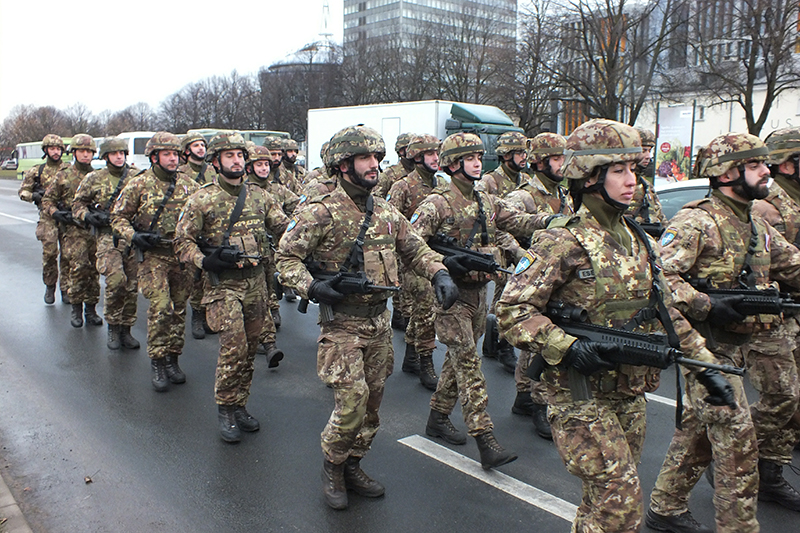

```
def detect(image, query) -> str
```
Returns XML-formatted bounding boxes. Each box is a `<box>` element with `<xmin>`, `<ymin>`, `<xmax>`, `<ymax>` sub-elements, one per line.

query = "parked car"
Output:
<box><xmin>655</xmin><ymin>178</ymin><xmax>711</xmax><ymax>221</ymax></box>
<box><xmin>1</xmin><ymin>158</ymin><xmax>17</xmax><ymax>170</ymax></box>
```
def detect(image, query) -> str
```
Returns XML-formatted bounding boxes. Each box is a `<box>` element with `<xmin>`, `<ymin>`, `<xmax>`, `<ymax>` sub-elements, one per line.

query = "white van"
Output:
<box><xmin>115</xmin><ymin>131</ymin><xmax>156</xmax><ymax>170</ymax></box>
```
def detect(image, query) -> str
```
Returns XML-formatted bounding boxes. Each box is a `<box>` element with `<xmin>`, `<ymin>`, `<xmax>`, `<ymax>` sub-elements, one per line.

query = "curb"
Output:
<box><xmin>0</xmin><ymin>470</ymin><xmax>33</xmax><ymax>533</ymax></box>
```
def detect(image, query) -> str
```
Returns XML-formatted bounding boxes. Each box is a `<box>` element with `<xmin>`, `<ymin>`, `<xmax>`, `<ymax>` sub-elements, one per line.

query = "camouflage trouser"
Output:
<box><xmin>63</xmin><ymin>226</ymin><xmax>99</xmax><ymax>304</ymax></box>
<box><xmin>404</xmin><ymin>269</ymin><xmax>436</xmax><ymax>355</ymax></box>
<box><xmin>430</xmin><ymin>284</ymin><xmax>493</xmax><ymax>436</ymax></box>
<box><xmin>263</xmin><ymin>248</ymin><xmax>280</xmax><ymax>312</ymax></box>
<box><xmin>188</xmin><ymin>266</ymin><xmax>204</xmax><ymax>311</ymax></box>
<box><xmin>317</xmin><ymin>309</ymin><xmax>393</xmax><ymax>464</ymax></box>
<box><xmin>650</xmin><ymin>349</ymin><xmax>759</xmax><ymax>533</ymax></box>
<box><xmin>257</xmin><ymin>271</ymin><xmax>277</xmax><ymax>346</ymax></box>
<box><xmin>35</xmin><ymin>214</ymin><xmax>70</xmax><ymax>290</ymax></box>
<box><xmin>514</xmin><ymin>350</ymin><xmax>548</xmax><ymax>404</ymax></box>
<box><xmin>744</xmin><ymin>319</ymin><xmax>800</xmax><ymax>464</ymax></box>
<box><xmin>489</xmin><ymin>276</ymin><xmax>506</xmax><ymax>315</ymax></box>
<box><xmin>394</xmin><ymin>269</ymin><xmax>414</xmax><ymax>319</ymax></box>
<box><xmin>205</xmin><ymin>270</ymin><xmax>266</xmax><ymax>406</ymax></box>
<box><xmin>138</xmin><ymin>251</ymin><xmax>192</xmax><ymax>360</ymax></box>
<box><xmin>549</xmin><ymin>394</ymin><xmax>647</xmax><ymax>533</ymax></box>
<box><xmin>95</xmin><ymin>233</ymin><xmax>138</xmax><ymax>326</ymax></box>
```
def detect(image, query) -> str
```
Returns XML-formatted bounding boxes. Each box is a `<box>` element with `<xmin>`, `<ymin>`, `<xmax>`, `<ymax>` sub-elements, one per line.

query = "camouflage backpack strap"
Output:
<box><xmin>34</xmin><ymin>163</ymin><xmax>45</xmax><ymax>187</ymax></box>
<box><xmin>147</xmin><ymin>176</ymin><xmax>177</xmax><ymax>232</ymax></box>
<box><xmin>102</xmin><ymin>165</ymin><xmax>130</xmax><ymax>211</ymax></box>
<box><xmin>222</xmin><ymin>185</ymin><xmax>248</xmax><ymax>245</ymax></box>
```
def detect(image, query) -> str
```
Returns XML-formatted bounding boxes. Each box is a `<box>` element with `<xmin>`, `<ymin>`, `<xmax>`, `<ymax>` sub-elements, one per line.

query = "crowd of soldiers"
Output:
<box><xmin>15</xmin><ymin>120</ymin><xmax>800</xmax><ymax>531</ymax></box>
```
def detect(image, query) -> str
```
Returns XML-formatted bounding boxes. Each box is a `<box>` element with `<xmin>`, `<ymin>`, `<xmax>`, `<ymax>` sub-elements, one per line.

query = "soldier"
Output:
<box><xmin>503</xmin><ymin>132</ymin><xmax>571</xmax><ymax>440</ymax></box>
<box><xmin>745</xmin><ymin>127</ymin><xmax>800</xmax><ymax>511</ymax></box>
<box><xmin>496</xmin><ymin>119</ymin><xmax>736</xmax><ymax>533</ymax></box>
<box><xmin>646</xmin><ymin>133</ymin><xmax>800</xmax><ymax>532</ymax></box>
<box><xmin>387</xmin><ymin>133</ymin><xmax>446</xmax><ymax>389</ymax></box>
<box><xmin>374</xmin><ymin>132</ymin><xmax>415</xmax><ymax>199</ymax></box>
<box><xmin>281</xmin><ymin>138</ymin><xmax>307</xmax><ymax>186</ymax></box>
<box><xmin>264</xmin><ymin>136</ymin><xmax>300</xmax><ymax>195</ymax></box>
<box><xmin>73</xmin><ymin>138</ymin><xmax>140</xmax><ymax>350</ymax></box>
<box><xmin>41</xmin><ymin>134</ymin><xmax>102</xmax><ymax>328</ymax></box>
<box><xmin>303</xmin><ymin>141</ymin><xmax>334</xmax><ymax>196</ymax></box>
<box><xmin>176</xmin><ymin>133</ymin><xmax>289</xmax><ymax>442</ymax></box>
<box><xmin>18</xmin><ymin>134</ymin><xmax>71</xmax><ymax>304</ymax></box>
<box><xmin>275</xmin><ymin>125</ymin><xmax>458</xmax><ymax>510</ymax></box>
<box><xmin>479</xmin><ymin>131</ymin><xmax>530</xmax><ymax>374</ymax></box>
<box><xmin>627</xmin><ymin>126</ymin><xmax>667</xmax><ymax>235</ymax></box>
<box><xmin>111</xmin><ymin>132</ymin><xmax>199</xmax><ymax>392</ymax></box>
<box><xmin>410</xmin><ymin>132</ymin><xmax>539</xmax><ymax>469</ymax></box>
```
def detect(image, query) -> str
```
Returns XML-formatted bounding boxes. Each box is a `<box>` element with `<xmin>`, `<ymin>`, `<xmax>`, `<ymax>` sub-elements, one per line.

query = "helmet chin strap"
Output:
<box><xmin>540</xmin><ymin>157</ymin><xmax>560</xmax><ymax>183</ymax></box>
<box><xmin>459</xmin><ymin>159</ymin><xmax>481</xmax><ymax>181</ymax></box>
<box><xmin>505</xmin><ymin>156</ymin><xmax>522</xmax><ymax>173</ymax></box>
<box><xmin>580</xmin><ymin>166</ymin><xmax>628</xmax><ymax>211</ymax></box>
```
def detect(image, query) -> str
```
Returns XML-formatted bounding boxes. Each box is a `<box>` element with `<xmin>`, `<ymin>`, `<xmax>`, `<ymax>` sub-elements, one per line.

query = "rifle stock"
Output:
<box><xmin>429</xmin><ymin>233</ymin><xmax>513</xmax><ymax>275</ymax></box>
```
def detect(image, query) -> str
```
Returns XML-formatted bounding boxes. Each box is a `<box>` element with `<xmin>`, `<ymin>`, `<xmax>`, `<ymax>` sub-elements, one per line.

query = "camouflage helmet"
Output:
<box><xmin>206</xmin><ymin>132</ymin><xmax>248</xmax><ymax>161</ymax></box>
<box><xmin>319</xmin><ymin>141</ymin><xmax>330</xmax><ymax>161</ymax></box>
<box><xmin>395</xmin><ymin>132</ymin><xmax>414</xmax><ymax>154</ymax></box>
<box><xmin>327</xmin><ymin>125</ymin><xmax>386</xmax><ymax>169</ymax></box>
<box><xmin>248</xmin><ymin>144</ymin><xmax>271</xmax><ymax>161</ymax></box>
<box><xmin>263</xmin><ymin>136</ymin><xmax>285</xmax><ymax>151</ymax></box>
<box><xmin>527</xmin><ymin>132</ymin><xmax>566</xmax><ymax>164</ymax></box>
<box><xmin>41</xmin><ymin>134</ymin><xmax>65</xmax><ymax>150</ymax></box>
<box><xmin>635</xmin><ymin>126</ymin><xmax>656</xmax><ymax>148</ymax></box>
<box><xmin>494</xmin><ymin>131</ymin><xmax>528</xmax><ymax>156</ymax></box>
<box><xmin>99</xmin><ymin>138</ymin><xmax>129</xmax><ymax>158</ymax></box>
<box><xmin>561</xmin><ymin>119</ymin><xmax>643</xmax><ymax>181</ymax></box>
<box><xmin>144</xmin><ymin>132</ymin><xmax>181</xmax><ymax>157</ymax></box>
<box><xmin>282</xmin><ymin>138</ymin><xmax>299</xmax><ymax>151</ymax></box>
<box><xmin>406</xmin><ymin>134</ymin><xmax>440</xmax><ymax>160</ymax></box>
<box><xmin>764</xmin><ymin>127</ymin><xmax>800</xmax><ymax>166</ymax></box>
<box><xmin>68</xmin><ymin>133</ymin><xmax>97</xmax><ymax>153</ymax></box>
<box><xmin>439</xmin><ymin>132</ymin><xmax>484</xmax><ymax>168</ymax></box>
<box><xmin>180</xmin><ymin>132</ymin><xmax>206</xmax><ymax>154</ymax></box>
<box><xmin>695</xmin><ymin>133</ymin><xmax>768</xmax><ymax>178</ymax></box>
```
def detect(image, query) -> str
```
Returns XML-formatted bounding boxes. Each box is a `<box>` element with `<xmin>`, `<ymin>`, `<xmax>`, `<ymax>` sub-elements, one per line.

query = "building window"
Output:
<box><xmin>696</xmin><ymin>106</ymin><xmax>705</xmax><ymax>121</ymax></box>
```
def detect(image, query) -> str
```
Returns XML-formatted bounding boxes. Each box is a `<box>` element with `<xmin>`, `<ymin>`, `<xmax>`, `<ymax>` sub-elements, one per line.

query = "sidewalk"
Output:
<box><xmin>0</xmin><ymin>470</ymin><xmax>33</xmax><ymax>533</ymax></box>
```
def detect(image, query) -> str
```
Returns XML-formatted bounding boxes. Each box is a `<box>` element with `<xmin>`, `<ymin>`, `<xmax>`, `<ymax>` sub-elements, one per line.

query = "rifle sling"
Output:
<box><xmin>102</xmin><ymin>165</ymin><xmax>130</xmax><ymax>212</ymax></box>
<box><xmin>465</xmin><ymin>191</ymin><xmax>489</xmax><ymax>248</ymax></box>
<box><xmin>196</xmin><ymin>163</ymin><xmax>208</xmax><ymax>184</ymax></box>
<box><xmin>340</xmin><ymin>194</ymin><xmax>374</xmax><ymax>273</ymax></box>
<box><xmin>35</xmin><ymin>162</ymin><xmax>45</xmax><ymax>188</ymax></box>
<box><xmin>737</xmin><ymin>219</ymin><xmax>759</xmax><ymax>289</ymax></box>
<box><xmin>147</xmin><ymin>177</ymin><xmax>177</xmax><ymax>233</ymax></box>
<box><xmin>222</xmin><ymin>184</ymin><xmax>248</xmax><ymax>245</ymax></box>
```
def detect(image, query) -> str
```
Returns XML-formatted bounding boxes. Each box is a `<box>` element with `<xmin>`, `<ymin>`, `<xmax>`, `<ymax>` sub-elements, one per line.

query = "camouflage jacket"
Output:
<box><xmin>477</xmin><ymin>163</ymin><xmax>521</xmax><ymax>198</ymax></box>
<box><xmin>659</xmin><ymin>191</ymin><xmax>800</xmax><ymax>335</ymax></box>
<box><xmin>175</xmin><ymin>180</ymin><xmax>289</xmax><ymax>271</ymax></box>
<box><xmin>18</xmin><ymin>159</ymin><xmax>70</xmax><ymax>207</ymax></box>
<box><xmin>111</xmin><ymin>167</ymin><xmax>199</xmax><ymax>245</ymax></box>
<box><xmin>506</xmin><ymin>171</ymin><xmax>573</xmax><ymax>217</ymax></box>
<box><xmin>73</xmin><ymin>165</ymin><xmax>139</xmax><ymax>230</ymax></box>
<box><xmin>626</xmin><ymin>175</ymin><xmax>667</xmax><ymax>225</ymax></box>
<box><xmin>41</xmin><ymin>162</ymin><xmax>94</xmax><ymax>221</ymax></box>
<box><xmin>269</xmin><ymin>165</ymin><xmax>300</xmax><ymax>196</ymax></box>
<box><xmin>386</xmin><ymin>166</ymin><xmax>446</xmax><ymax>220</ymax></box>
<box><xmin>276</xmin><ymin>181</ymin><xmax>446</xmax><ymax>306</ymax></box>
<box><xmin>752</xmin><ymin>174</ymin><xmax>800</xmax><ymax>247</ymax></box>
<box><xmin>281</xmin><ymin>159</ymin><xmax>307</xmax><ymax>186</ymax></box>
<box><xmin>496</xmin><ymin>202</ymin><xmax>714</xmax><ymax>402</ymax></box>
<box><xmin>304</xmin><ymin>166</ymin><xmax>327</xmax><ymax>185</ymax></box>
<box><xmin>375</xmin><ymin>158</ymin><xmax>415</xmax><ymax>198</ymax></box>
<box><xmin>248</xmin><ymin>174</ymin><xmax>299</xmax><ymax>216</ymax></box>
<box><xmin>298</xmin><ymin>173</ymin><xmax>337</xmax><ymax>212</ymax></box>
<box><xmin>177</xmin><ymin>160</ymin><xmax>217</xmax><ymax>186</ymax></box>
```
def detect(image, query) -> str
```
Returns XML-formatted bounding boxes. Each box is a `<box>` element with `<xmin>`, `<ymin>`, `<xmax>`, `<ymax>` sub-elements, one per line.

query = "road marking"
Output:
<box><xmin>0</xmin><ymin>212</ymin><xmax>36</xmax><ymax>224</ymax></box>
<box><xmin>398</xmin><ymin>434</ymin><xmax>577</xmax><ymax>522</ymax></box>
<box><xmin>646</xmin><ymin>393</ymin><xmax>677</xmax><ymax>408</ymax></box>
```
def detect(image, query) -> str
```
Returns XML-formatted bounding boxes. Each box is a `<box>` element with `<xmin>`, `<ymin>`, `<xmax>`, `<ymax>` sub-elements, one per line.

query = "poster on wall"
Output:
<box><xmin>656</xmin><ymin>103</ymin><xmax>695</xmax><ymax>182</ymax></box>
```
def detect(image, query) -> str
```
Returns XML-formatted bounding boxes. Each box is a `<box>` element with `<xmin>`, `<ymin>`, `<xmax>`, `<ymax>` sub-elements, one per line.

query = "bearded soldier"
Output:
<box><xmin>281</xmin><ymin>138</ymin><xmax>307</xmax><ymax>186</ymax></box>
<box><xmin>374</xmin><ymin>132</ymin><xmax>415</xmax><ymax>199</ymax></box>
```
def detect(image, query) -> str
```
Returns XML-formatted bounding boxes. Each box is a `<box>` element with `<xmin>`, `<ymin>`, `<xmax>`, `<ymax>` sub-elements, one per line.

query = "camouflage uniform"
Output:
<box><xmin>375</xmin><ymin>158</ymin><xmax>415</xmax><ymax>198</ymax></box>
<box><xmin>281</xmin><ymin>158</ymin><xmax>307</xmax><ymax>187</ymax></box>
<box><xmin>177</xmin><ymin>159</ymin><xmax>217</xmax><ymax>186</ymax></box>
<box><xmin>19</xmin><ymin>156</ymin><xmax>71</xmax><ymax>295</ymax></box>
<box><xmin>626</xmin><ymin>175</ymin><xmax>667</xmax><ymax>225</ymax></box>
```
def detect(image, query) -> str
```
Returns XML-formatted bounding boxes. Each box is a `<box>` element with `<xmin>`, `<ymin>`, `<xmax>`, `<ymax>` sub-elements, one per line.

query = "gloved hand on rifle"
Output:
<box><xmin>432</xmin><ymin>269</ymin><xmax>458</xmax><ymax>310</ymax></box>
<box><xmin>52</xmin><ymin>210</ymin><xmax>73</xmax><ymax>224</ymax></box>
<box><xmin>443</xmin><ymin>254</ymin><xmax>472</xmax><ymax>277</ymax></box>
<box><xmin>202</xmin><ymin>245</ymin><xmax>237</xmax><ymax>273</ymax></box>
<box><xmin>696</xmin><ymin>369</ymin><xmax>738</xmax><ymax>409</ymax></box>
<box><xmin>562</xmin><ymin>339</ymin><xmax>618</xmax><ymax>376</ymax></box>
<box><xmin>84</xmin><ymin>211</ymin><xmax>110</xmax><ymax>227</ymax></box>
<box><xmin>705</xmin><ymin>295</ymin><xmax>746</xmax><ymax>326</ymax></box>
<box><xmin>308</xmin><ymin>273</ymin><xmax>346</xmax><ymax>306</ymax></box>
<box><xmin>31</xmin><ymin>191</ymin><xmax>44</xmax><ymax>205</ymax></box>
<box><xmin>131</xmin><ymin>231</ymin><xmax>161</xmax><ymax>251</ymax></box>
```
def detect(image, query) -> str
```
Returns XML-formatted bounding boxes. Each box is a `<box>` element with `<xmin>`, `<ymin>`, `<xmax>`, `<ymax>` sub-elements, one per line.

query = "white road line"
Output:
<box><xmin>646</xmin><ymin>393</ymin><xmax>677</xmax><ymax>408</ymax></box>
<box><xmin>398</xmin><ymin>434</ymin><xmax>577</xmax><ymax>522</ymax></box>
<box><xmin>0</xmin><ymin>212</ymin><xmax>36</xmax><ymax>224</ymax></box>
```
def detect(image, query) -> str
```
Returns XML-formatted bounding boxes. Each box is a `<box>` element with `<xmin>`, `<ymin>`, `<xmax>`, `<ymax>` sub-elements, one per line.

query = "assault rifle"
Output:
<box><xmin>31</xmin><ymin>184</ymin><xmax>45</xmax><ymax>207</ymax></box>
<box><xmin>684</xmin><ymin>278</ymin><xmax>800</xmax><ymax>316</ymax></box>
<box><xmin>128</xmin><ymin>231</ymin><xmax>174</xmax><ymax>263</ymax></box>
<box><xmin>638</xmin><ymin>222</ymin><xmax>664</xmax><ymax>239</ymax></box>
<box><xmin>196</xmin><ymin>236</ymin><xmax>262</xmax><ymax>286</ymax></box>
<box><xmin>428</xmin><ymin>233</ymin><xmax>513</xmax><ymax>275</ymax></box>
<box><xmin>53</xmin><ymin>203</ymin><xmax>83</xmax><ymax>229</ymax></box>
<box><xmin>298</xmin><ymin>260</ymin><xmax>401</xmax><ymax>322</ymax></box>
<box><xmin>86</xmin><ymin>205</ymin><xmax>111</xmax><ymax>236</ymax></box>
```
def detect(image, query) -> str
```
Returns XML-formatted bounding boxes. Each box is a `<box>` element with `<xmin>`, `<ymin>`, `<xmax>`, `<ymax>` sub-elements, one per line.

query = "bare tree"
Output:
<box><xmin>0</xmin><ymin>105</ymin><xmax>70</xmax><ymax>147</ymax></box>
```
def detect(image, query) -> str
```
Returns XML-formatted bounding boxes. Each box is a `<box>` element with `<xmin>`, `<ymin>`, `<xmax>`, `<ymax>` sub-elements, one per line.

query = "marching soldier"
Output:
<box><xmin>264</xmin><ymin>136</ymin><xmax>301</xmax><ymax>196</ymax></box>
<box><xmin>281</xmin><ymin>138</ymin><xmax>307</xmax><ymax>186</ymax></box>
<box><xmin>374</xmin><ymin>132</ymin><xmax>415</xmax><ymax>199</ymax></box>
<box><xmin>627</xmin><ymin>126</ymin><xmax>667</xmax><ymax>235</ymax></box>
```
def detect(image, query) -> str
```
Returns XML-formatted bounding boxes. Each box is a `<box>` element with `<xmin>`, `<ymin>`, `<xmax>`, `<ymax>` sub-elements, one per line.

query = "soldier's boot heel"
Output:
<box><xmin>264</xmin><ymin>343</ymin><xmax>284</xmax><ymax>368</ymax></box>
<box><xmin>218</xmin><ymin>404</ymin><xmax>241</xmax><ymax>443</ymax></box>
<box><xmin>402</xmin><ymin>344</ymin><xmax>420</xmax><ymax>375</ymax></box>
<box><xmin>165</xmin><ymin>355</ymin><xmax>186</xmax><ymax>384</ymax></box>
<box><xmin>531</xmin><ymin>403</ymin><xmax>553</xmax><ymax>440</ymax></box>
<box><xmin>496</xmin><ymin>339</ymin><xmax>517</xmax><ymax>373</ymax></box>
<box><xmin>418</xmin><ymin>353</ymin><xmax>438</xmax><ymax>391</ymax></box>
<box><xmin>190</xmin><ymin>307</ymin><xmax>205</xmax><ymax>339</ymax></box>
<box><xmin>234</xmin><ymin>405</ymin><xmax>260</xmax><ymax>432</ymax></box>
<box><xmin>425</xmin><ymin>409</ymin><xmax>466</xmax><ymax>445</ymax></box>
<box><xmin>61</xmin><ymin>290</ymin><xmax>71</xmax><ymax>305</ymax></box>
<box><xmin>759</xmin><ymin>459</ymin><xmax>800</xmax><ymax>511</ymax></box>
<box><xmin>475</xmin><ymin>431</ymin><xmax>517</xmax><ymax>470</ymax></box>
<box><xmin>120</xmin><ymin>326</ymin><xmax>140</xmax><ymax>349</ymax></box>
<box><xmin>343</xmin><ymin>457</ymin><xmax>385</xmax><ymax>497</ymax></box>
<box><xmin>511</xmin><ymin>390</ymin><xmax>534</xmax><ymax>416</ymax></box>
<box><xmin>107</xmin><ymin>324</ymin><xmax>121</xmax><ymax>350</ymax></box>
<box><xmin>151</xmin><ymin>358</ymin><xmax>170</xmax><ymax>392</ymax></box>
<box><xmin>44</xmin><ymin>285</ymin><xmax>56</xmax><ymax>305</ymax></box>
<box><xmin>644</xmin><ymin>508</ymin><xmax>713</xmax><ymax>533</ymax></box>
<box><xmin>322</xmin><ymin>460</ymin><xmax>347</xmax><ymax>510</ymax></box>
<box><xmin>70</xmin><ymin>304</ymin><xmax>83</xmax><ymax>328</ymax></box>
<box><xmin>271</xmin><ymin>307</ymin><xmax>281</xmax><ymax>329</ymax></box>
<box><xmin>84</xmin><ymin>303</ymin><xmax>103</xmax><ymax>326</ymax></box>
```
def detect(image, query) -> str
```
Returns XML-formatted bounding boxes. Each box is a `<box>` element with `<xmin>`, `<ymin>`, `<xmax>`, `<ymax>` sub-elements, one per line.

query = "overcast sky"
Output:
<box><xmin>0</xmin><ymin>0</ymin><xmax>345</xmax><ymax>123</ymax></box>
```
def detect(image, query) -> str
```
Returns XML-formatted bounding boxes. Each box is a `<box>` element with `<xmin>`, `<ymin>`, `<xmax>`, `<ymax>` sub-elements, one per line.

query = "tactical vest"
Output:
<box><xmin>764</xmin><ymin>184</ymin><xmax>800</xmax><ymax>245</ymax></box>
<box><xmin>518</xmin><ymin>172</ymin><xmax>572</xmax><ymax>215</ymax></box>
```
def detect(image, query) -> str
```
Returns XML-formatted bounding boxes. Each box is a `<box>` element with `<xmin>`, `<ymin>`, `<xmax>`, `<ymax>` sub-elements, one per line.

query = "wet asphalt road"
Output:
<box><xmin>0</xmin><ymin>180</ymin><xmax>797</xmax><ymax>532</ymax></box>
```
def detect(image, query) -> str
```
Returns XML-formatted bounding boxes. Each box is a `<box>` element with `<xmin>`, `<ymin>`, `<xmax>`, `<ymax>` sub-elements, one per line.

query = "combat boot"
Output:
<box><xmin>531</xmin><ymin>403</ymin><xmax>553</xmax><ymax>440</ymax></box>
<box><xmin>190</xmin><ymin>307</ymin><xmax>205</xmax><ymax>339</ymax></box>
<box><xmin>151</xmin><ymin>358</ymin><xmax>169</xmax><ymax>392</ymax></box>
<box><xmin>284</xmin><ymin>287</ymin><xmax>298</xmax><ymax>302</ymax></box>
<box><xmin>418</xmin><ymin>353</ymin><xmax>438</xmax><ymax>391</ymax></box>
<box><xmin>234</xmin><ymin>405</ymin><xmax>260</xmax><ymax>432</ymax></box>
<box><xmin>402</xmin><ymin>343</ymin><xmax>420</xmax><ymax>375</ymax></box>
<box><xmin>263</xmin><ymin>343</ymin><xmax>284</xmax><ymax>368</ymax></box>
<box><xmin>120</xmin><ymin>326</ymin><xmax>140</xmax><ymax>349</ymax></box>
<box><xmin>482</xmin><ymin>314</ymin><xmax>499</xmax><ymax>359</ymax></box>
<box><xmin>217</xmin><ymin>404</ymin><xmax>241</xmax><ymax>443</ymax></box>
<box><xmin>165</xmin><ymin>355</ymin><xmax>186</xmax><ymax>384</ymax></box>
<box><xmin>344</xmin><ymin>457</ymin><xmax>385</xmax><ymax>497</ymax></box>
<box><xmin>758</xmin><ymin>458</ymin><xmax>800</xmax><ymax>511</ymax></box>
<box><xmin>496</xmin><ymin>339</ymin><xmax>517</xmax><ymax>374</ymax></box>
<box><xmin>475</xmin><ymin>431</ymin><xmax>517</xmax><ymax>470</ymax></box>
<box><xmin>84</xmin><ymin>303</ymin><xmax>103</xmax><ymax>326</ymax></box>
<box><xmin>61</xmin><ymin>290</ymin><xmax>70</xmax><ymax>304</ymax></box>
<box><xmin>70</xmin><ymin>304</ymin><xmax>83</xmax><ymax>328</ymax></box>
<box><xmin>322</xmin><ymin>460</ymin><xmax>348</xmax><ymax>510</ymax></box>
<box><xmin>44</xmin><ymin>285</ymin><xmax>56</xmax><ymax>305</ymax></box>
<box><xmin>271</xmin><ymin>307</ymin><xmax>281</xmax><ymax>329</ymax></box>
<box><xmin>107</xmin><ymin>324</ymin><xmax>121</xmax><ymax>350</ymax></box>
<box><xmin>511</xmin><ymin>391</ymin><xmax>534</xmax><ymax>416</ymax></box>
<box><xmin>391</xmin><ymin>307</ymin><xmax>408</xmax><ymax>331</ymax></box>
<box><xmin>425</xmin><ymin>409</ymin><xmax>467</xmax><ymax>445</ymax></box>
<box><xmin>644</xmin><ymin>508</ymin><xmax>713</xmax><ymax>533</ymax></box>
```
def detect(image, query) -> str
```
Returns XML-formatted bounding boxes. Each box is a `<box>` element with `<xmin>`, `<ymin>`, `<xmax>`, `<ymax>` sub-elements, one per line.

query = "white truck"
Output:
<box><xmin>306</xmin><ymin>100</ymin><xmax>523</xmax><ymax>172</ymax></box>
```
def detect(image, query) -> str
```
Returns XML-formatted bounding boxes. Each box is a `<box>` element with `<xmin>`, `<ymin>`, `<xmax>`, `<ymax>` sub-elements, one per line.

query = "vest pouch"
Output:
<box><xmin>466</xmin><ymin>245</ymin><xmax>503</xmax><ymax>283</ymax></box>
<box><xmin>229</xmin><ymin>234</ymin><xmax>260</xmax><ymax>268</ymax></box>
<box><xmin>363</xmin><ymin>248</ymin><xmax>400</xmax><ymax>288</ymax></box>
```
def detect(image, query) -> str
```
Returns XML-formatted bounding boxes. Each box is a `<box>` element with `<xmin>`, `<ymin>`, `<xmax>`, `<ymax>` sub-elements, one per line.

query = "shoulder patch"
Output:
<box><xmin>410</xmin><ymin>212</ymin><xmax>420</xmax><ymax>224</ymax></box>
<box><xmin>514</xmin><ymin>251</ymin><xmax>537</xmax><ymax>275</ymax></box>
<box><xmin>385</xmin><ymin>192</ymin><xmax>391</xmax><ymax>201</ymax></box>
<box><xmin>660</xmin><ymin>229</ymin><xmax>677</xmax><ymax>247</ymax></box>
<box><xmin>286</xmin><ymin>219</ymin><xmax>297</xmax><ymax>232</ymax></box>
<box><xmin>298</xmin><ymin>194</ymin><xmax>307</xmax><ymax>204</ymax></box>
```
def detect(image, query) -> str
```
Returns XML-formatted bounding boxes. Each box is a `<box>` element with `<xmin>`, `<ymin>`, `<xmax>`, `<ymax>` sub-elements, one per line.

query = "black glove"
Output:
<box><xmin>84</xmin><ymin>211</ymin><xmax>110</xmax><ymax>227</ymax></box>
<box><xmin>131</xmin><ymin>231</ymin><xmax>160</xmax><ymax>251</ymax></box>
<box><xmin>443</xmin><ymin>254</ymin><xmax>472</xmax><ymax>277</ymax></box>
<box><xmin>52</xmin><ymin>210</ymin><xmax>72</xmax><ymax>224</ymax></box>
<box><xmin>706</xmin><ymin>295</ymin><xmax>746</xmax><ymax>327</ymax></box>
<box><xmin>202</xmin><ymin>246</ymin><xmax>237</xmax><ymax>273</ymax></box>
<box><xmin>696</xmin><ymin>369</ymin><xmax>737</xmax><ymax>409</ymax></box>
<box><xmin>308</xmin><ymin>273</ymin><xmax>346</xmax><ymax>306</ymax></box>
<box><xmin>31</xmin><ymin>191</ymin><xmax>44</xmax><ymax>205</ymax></box>
<box><xmin>562</xmin><ymin>340</ymin><xmax>619</xmax><ymax>376</ymax></box>
<box><xmin>432</xmin><ymin>270</ymin><xmax>459</xmax><ymax>310</ymax></box>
